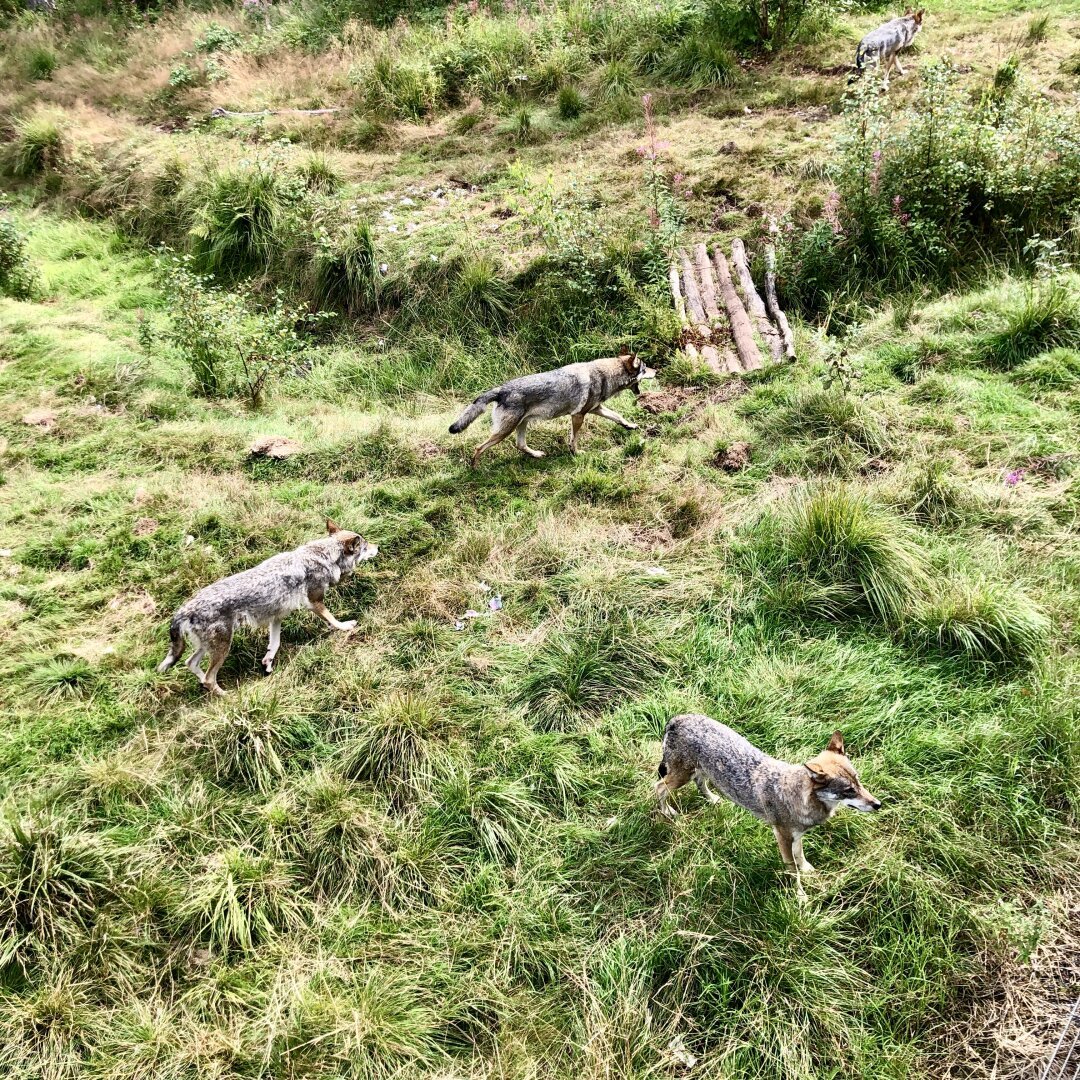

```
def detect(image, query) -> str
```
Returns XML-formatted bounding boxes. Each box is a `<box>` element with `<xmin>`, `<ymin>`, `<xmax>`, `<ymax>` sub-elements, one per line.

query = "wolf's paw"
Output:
<box><xmin>338</xmin><ymin>619</ymin><xmax>357</xmax><ymax>632</ymax></box>
<box><xmin>261</xmin><ymin>656</ymin><xmax>275</xmax><ymax>674</ymax></box>
<box><xmin>207</xmin><ymin>683</ymin><xmax>227</xmax><ymax>697</ymax></box>
<box><xmin>623</xmin><ymin>421</ymin><xmax>638</xmax><ymax>430</ymax></box>
<box><xmin>797</xmin><ymin>861</ymin><xmax>816</xmax><ymax>875</ymax></box>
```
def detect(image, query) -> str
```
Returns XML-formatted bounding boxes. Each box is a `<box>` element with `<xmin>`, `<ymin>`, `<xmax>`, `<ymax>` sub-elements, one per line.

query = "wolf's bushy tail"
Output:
<box><xmin>449</xmin><ymin>389</ymin><xmax>500</xmax><ymax>434</ymax></box>
<box><xmin>157</xmin><ymin>615</ymin><xmax>186</xmax><ymax>673</ymax></box>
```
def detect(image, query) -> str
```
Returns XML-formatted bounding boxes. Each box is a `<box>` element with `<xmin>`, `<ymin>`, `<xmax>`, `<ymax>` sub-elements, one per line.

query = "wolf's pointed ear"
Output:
<box><xmin>345</xmin><ymin>534</ymin><xmax>364</xmax><ymax>553</ymax></box>
<box><xmin>826</xmin><ymin>730</ymin><xmax>845</xmax><ymax>755</ymax></box>
<box><xmin>621</xmin><ymin>352</ymin><xmax>640</xmax><ymax>373</ymax></box>
<box><xmin>805</xmin><ymin>762</ymin><xmax>829</xmax><ymax>785</ymax></box>
<box><xmin>326</xmin><ymin>518</ymin><xmax>340</xmax><ymax>535</ymax></box>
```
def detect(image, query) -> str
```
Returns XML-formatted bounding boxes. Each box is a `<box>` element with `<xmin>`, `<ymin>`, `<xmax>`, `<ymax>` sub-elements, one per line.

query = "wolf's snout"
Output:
<box><xmin>869</xmin><ymin>798</ymin><xmax>882</xmax><ymax>811</ymax></box>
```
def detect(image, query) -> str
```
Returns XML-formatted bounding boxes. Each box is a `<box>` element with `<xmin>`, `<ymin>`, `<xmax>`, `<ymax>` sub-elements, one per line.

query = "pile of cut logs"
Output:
<box><xmin>668</xmin><ymin>240</ymin><xmax>795</xmax><ymax>375</ymax></box>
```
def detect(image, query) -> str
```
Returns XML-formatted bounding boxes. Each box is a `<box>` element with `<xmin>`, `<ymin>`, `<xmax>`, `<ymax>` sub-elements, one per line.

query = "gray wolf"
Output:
<box><xmin>157</xmin><ymin>520</ymin><xmax>377</xmax><ymax>695</ymax></box>
<box><xmin>449</xmin><ymin>352</ymin><xmax>657</xmax><ymax>467</ymax></box>
<box><xmin>853</xmin><ymin>8</ymin><xmax>924</xmax><ymax>85</ymax></box>
<box><xmin>655</xmin><ymin>715</ymin><xmax>881</xmax><ymax>890</ymax></box>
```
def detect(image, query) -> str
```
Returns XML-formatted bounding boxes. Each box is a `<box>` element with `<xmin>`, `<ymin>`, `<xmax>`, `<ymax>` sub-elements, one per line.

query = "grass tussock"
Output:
<box><xmin>747</xmin><ymin>485</ymin><xmax>931</xmax><ymax>624</ymax></box>
<box><xmin>912</xmin><ymin>578</ymin><xmax>1050</xmax><ymax>666</ymax></box>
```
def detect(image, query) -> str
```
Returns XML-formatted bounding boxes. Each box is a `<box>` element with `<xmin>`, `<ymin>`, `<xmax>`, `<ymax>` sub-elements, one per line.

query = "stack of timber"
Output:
<box><xmin>668</xmin><ymin>241</ymin><xmax>795</xmax><ymax>375</ymax></box>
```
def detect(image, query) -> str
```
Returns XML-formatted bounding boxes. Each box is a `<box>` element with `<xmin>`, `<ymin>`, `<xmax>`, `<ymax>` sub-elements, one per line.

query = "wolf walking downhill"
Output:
<box><xmin>656</xmin><ymin>714</ymin><xmax>881</xmax><ymax>892</ymax></box>
<box><xmin>157</xmin><ymin>519</ymin><xmax>377</xmax><ymax>695</ymax></box>
<box><xmin>449</xmin><ymin>351</ymin><xmax>656</xmax><ymax>467</ymax></box>
<box><xmin>853</xmin><ymin>8</ymin><xmax>924</xmax><ymax>87</ymax></box>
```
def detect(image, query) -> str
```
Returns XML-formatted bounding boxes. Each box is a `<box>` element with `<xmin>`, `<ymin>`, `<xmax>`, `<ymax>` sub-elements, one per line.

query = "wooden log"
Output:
<box><xmin>694</xmin><ymin>243</ymin><xmax>722</xmax><ymax>324</ymax></box>
<box><xmin>677</xmin><ymin>248</ymin><xmax>709</xmax><ymax>336</ymax></box>
<box><xmin>699</xmin><ymin>344</ymin><xmax>724</xmax><ymax>375</ymax></box>
<box><xmin>712</xmin><ymin>250</ymin><xmax>763</xmax><ymax>372</ymax></box>
<box><xmin>668</xmin><ymin>263</ymin><xmax>688</xmax><ymax>327</ymax></box>
<box><xmin>209</xmin><ymin>106</ymin><xmax>342</xmax><ymax>119</ymax></box>
<box><xmin>731</xmin><ymin>238</ymin><xmax>784</xmax><ymax>365</ymax></box>
<box><xmin>764</xmin><ymin>245</ymin><xmax>796</xmax><ymax>361</ymax></box>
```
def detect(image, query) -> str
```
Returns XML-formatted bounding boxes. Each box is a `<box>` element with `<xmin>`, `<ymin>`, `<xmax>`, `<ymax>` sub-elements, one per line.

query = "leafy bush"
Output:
<box><xmin>355</xmin><ymin>53</ymin><xmax>444</xmax><ymax>120</ymax></box>
<box><xmin>747</xmin><ymin>485</ymin><xmax>931</xmax><ymax>625</ymax></box>
<box><xmin>194</xmin><ymin>22</ymin><xmax>242</xmax><ymax>52</ymax></box>
<box><xmin>0</xmin><ymin>201</ymin><xmax>39</xmax><ymax>300</ymax></box>
<box><xmin>158</xmin><ymin>254</ymin><xmax>328</xmax><ymax>403</ymax></box>
<box><xmin>26</xmin><ymin>45</ymin><xmax>57</xmax><ymax>80</ymax></box>
<box><xmin>778</xmin><ymin>62</ymin><xmax>1080</xmax><ymax>313</ymax></box>
<box><xmin>557</xmin><ymin>84</ymin><xmax>585</xmax><ymax>120</ymax></box>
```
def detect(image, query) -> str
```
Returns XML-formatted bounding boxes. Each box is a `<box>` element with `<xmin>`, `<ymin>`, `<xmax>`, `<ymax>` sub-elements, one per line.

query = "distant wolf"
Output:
<box><xmin>157</xmin><ymin>520</ymin><xmax>377</xmax><ymax>696</ymax></box>
<box><xmin>656</xmin><ymin>714</ymin><xmax>881</xmax><ymax>890</ymax></box>
<box><xmin>448</xmin><ymin>352</ymin><xmax>657</xmax><ymax>467</ymax></box>
<box><xmin>853</xmin><ymin>8</ymin><xmax>924</xmax><ymax>85</ymax></box>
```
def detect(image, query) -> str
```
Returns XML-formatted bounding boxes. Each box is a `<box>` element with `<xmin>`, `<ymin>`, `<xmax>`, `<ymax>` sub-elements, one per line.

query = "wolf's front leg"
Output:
<box><xmin>592</xmin><ymin>404</ymin><xmax>637</xmax><ymax>430</ymax></box>
<box><xmin>310</xmin><ymin>600</ymin><xmax>356</xmax><ymax>632</ymax></box>
<box><xmin>894</xmin><ymin>56</ymin><xmax>905</xmax><ymax>76</ymax></box>
<box><xmin>790</xmin><ymin>831</ymin><xmax>815</xmax><ymax>875</ymax></box>
<box><xmin>262</xmin><ymin>619</ymin><xmax>281</xmax><ymax>674</ymax></box>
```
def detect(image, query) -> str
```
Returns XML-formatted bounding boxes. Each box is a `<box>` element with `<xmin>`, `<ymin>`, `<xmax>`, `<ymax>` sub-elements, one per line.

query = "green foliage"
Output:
<box><xmin>0</xmin><ymin>201</ymin><xmax>40</xmax><ymax>300</ymax></box>
<box><xmin>8</xmin><ymin>112</ymin><xmax>65</xmax><ymax>178</ymax></box>
<box><xmin>778</xmin><ymin>61</ymin><xmax>1080</xmax><ymax>313</ymax></box>
<box><xmin>746</xmin><ymin>485</ymin><xmax>931</xmax><ymax>624</ymax></box>
<box><xmin>311</xmin><ymin>218</ymin><xmax>381</xmax><ymax>316</ymax></box>
<box><xmin>452</xmin><ymin>254</ymin><xmax>514</xmax><ymax>326</ymax></box>
<box><xmin>1012</xmin><ymin>346</ymin><xmax>1080</xmax><ymax>390</ymax></box>
<box><xmin>0</xmin><ymin>818</ymin><xmax>123</xmax><ymax>971</ymax></box>
<box><xmin>188</xmin><ymin>161</ymin><xmax>302</xmax><ymax>278</ymax></box>
<box><xmin>557</xmin><ymin>84</ymin><xmax>585</xmax><ymax>120</ymax></box>
<box><xmin>975</xmin><ymin>279</ymin><xmax>1080</xmax><ymax>370</ymax></box>
<box><xmin>193</xmin><ymin>22</ymin><xmax>242</xmax><ymax>53</ymax></box>
<box><xmin>355</xmin><ymin>52</ymin><xmax>443</xmax><ymax>120</ymax></box>
<box><xmin>25</xmin><ymin>44</ymin><xmax>57</xmax><ymax>80</ymax></box>
<box><xmin>157</xmin><ymin>254</ymin><xmax>328</xmax><ymax>403</ymax></box>
<box><xmin>912</xmin><ymin>578</ymin><xmax>1049</xmax><ymax>666</ymax></box>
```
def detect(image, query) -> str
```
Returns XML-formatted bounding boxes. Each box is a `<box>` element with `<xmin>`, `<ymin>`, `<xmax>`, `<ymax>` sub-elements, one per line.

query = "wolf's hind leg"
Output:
<box><xmin>185</xmin><ymin>644</ymin><xmax>208</xmax><ymax>683</ymax></box>
<box><xmin>894</xmin><ymin>55</ymin><xmax>905</xmax><ymax>76</ymax></box>
<box><xmin>262</xmin><ymin>619</ymin><xmax>282</xmax><ymax>674</ymax></box>
<box><xmin>693</xmin><ymin>770</ymin><xmax>724</xmax><ymax>804</ymax></box>
<box><xmin>515</xmin><ymin>419</ymin><xmax>545</xmax><ymax>459</ymax></box>
<box><xmin>158</xmin><ymin>635</ymin><xmax>185</xmax><ymax>674</ymax></box>
<box><xmin>569</xmin><ymin>413</ymin><xmax>585</xmax><ymax>453</ymax></box>
<box><xmin>471</xmin><ymin>405</ymin><xmax>519</xmax><ymax>468</ymax></box>
<box><xmin>202</xmin><ymin>635</ymin><xmax>231</xmax><ymax>696</ymax></box>
<box><xmin>655</xmin><ymin>761</ymin><xmax>692</xmax><ymax>820</ymax></box>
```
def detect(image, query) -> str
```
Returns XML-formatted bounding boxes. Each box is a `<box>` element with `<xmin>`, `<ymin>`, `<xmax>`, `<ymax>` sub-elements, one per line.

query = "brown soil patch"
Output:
<box><xmin>249</xmin><ymin>434</ymin><xmax>302</xmax><ymax>459</ymax></box>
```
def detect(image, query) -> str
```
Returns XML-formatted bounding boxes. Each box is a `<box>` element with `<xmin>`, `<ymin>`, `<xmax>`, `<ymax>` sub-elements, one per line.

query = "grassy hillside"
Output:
<box><xmin>1</xmin><ymin>0</ymin><xmax>1079</xmax><ymax>1077</ymax></box>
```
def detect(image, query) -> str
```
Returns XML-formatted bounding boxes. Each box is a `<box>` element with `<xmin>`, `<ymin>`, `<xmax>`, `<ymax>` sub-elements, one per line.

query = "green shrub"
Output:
<box><xmin>912</xmin><ymin>578</ymin><xmax>1049</xmax><ymax>665</ymax></box>
<box><xmin>26</xmin><ymin>45</ymin><xmax>57</xmax><ymax>81</ymax></box>
<box><xmin>0</xmin><ymin>202</ymin><xmax>40</xmax><ymax>300</ymax></box>
<box><xmin>188</xmin><ymin>162</ymin><xmax>300</xmax><ymax>278</ymax></box>
<box><xmin>1011</xmin><ymin>347</ymin><xmax>1080</xmax><ymax>390</ymax></box>
<box><xmin>747</xmin><ymin>485</ymin><xmax>931</xmax><ymax>625</ymax></box>
<box><xmin>975</xmin><ymin>281</ymin><xmax>1080</xmax><ymax>370</ymax></box>
<box><xmin>453</xmin><ymin>254</ymin><xmax>514</xmax><ymax>326</ymax></box>
<box><xmin>194</xmin><ymin>22</ymin><xmax>242</xmax><ymax>53</ymax></box>
<box><xmin>158</xmin><ymin>254</ymin><xmax>327</xmax><ymax>403</ymax></box>
<box><xmin>311</xmin><ymin>219</ymin><xmax>381</xmax><ymax>316</ymax></box>
<box><xmin>557</xmin><ymin>84</ymin><xmax>586</xmax><ymax>120</ymax></box>
<box><xmin>9</xmin><ymin>112</ymin><xmax>65</xmax><ymax>178</ymax></box>
<box><xmin>660</xmin><ymin>27</ymin><xmax>737</xmax><ymax>89</ymax></box>
<box><xmin>778</xmin><ymin>62</ymin><xmax>1080</xmax><ymax>313</ymax></box>
<box><xmin>906</xmin><ymin>459</ymin><xmax>969</xmax><ymax>528</ymax></box>
<box><xmin>356</xmin><ymin>53</ymin><xmax>443</xmax><ymax>120</ymax></box>
<box><xmin>594</xmin><ymin>59</ymin><xmax>637</xmax><ymax>104</ymax></box>
<box><xmin>296</xmin><ymin>153</ymin><xmax>342</xmax><ymax>193</ymax></box>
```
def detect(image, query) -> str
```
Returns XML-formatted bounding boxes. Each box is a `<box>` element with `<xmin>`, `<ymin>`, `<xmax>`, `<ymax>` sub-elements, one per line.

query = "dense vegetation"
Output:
<box><xmin>1</xmin><ymin>0</ymin><xmax>1078</xmax><ymax>1077</ymax></box>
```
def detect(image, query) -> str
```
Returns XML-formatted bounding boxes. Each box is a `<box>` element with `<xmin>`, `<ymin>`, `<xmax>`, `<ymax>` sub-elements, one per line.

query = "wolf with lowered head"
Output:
<box><xmin>656</xmin><ymin>714</ymin><xmax>881</xmax><ymax>890</ymax></box>
<box><xmin>854</xmin><ymin>8</ymin><xmax>924</xmax><ymax>86</ymax></box>
<box><xmin>449</xmin><ymin>351</ymin><xmax>656</xmax><ymax>467</ymax></box>
<box><xmin>157</xmin><ymin>519</ymin><xmax>377</xmax><ymax>695</ymax></box>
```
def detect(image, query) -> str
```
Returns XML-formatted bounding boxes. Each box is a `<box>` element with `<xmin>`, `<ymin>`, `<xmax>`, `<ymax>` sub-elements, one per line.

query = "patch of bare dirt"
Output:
<box><xmin>133</xmin><ymin>517</ymin><xmax>158</xmax><ymax>537</ymax></box>
<box><xmin>22</xmin><ymin>408</ymin><xmax>57</xmax><ymax>430</ymax></box>
<box><xmin>416</xmin><ymin>439</ymin><xmax>444</xmax><ymax>459</ymax></box>
<box><xmin>249</xmin><ymin>435</ymin><xmax>302</xmax><ymax>459</ymax></box>
<box><xmin>714</xmin><ymin>441</ymin><xmax>752</xmax><ymax>472</ymax></box>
